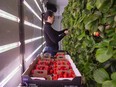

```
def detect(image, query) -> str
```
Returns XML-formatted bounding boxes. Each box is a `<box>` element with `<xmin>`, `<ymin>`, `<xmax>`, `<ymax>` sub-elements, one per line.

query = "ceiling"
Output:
<box><xmin>48</xmin><ymin>0</ymin><xmax>68</xmax><ymax>16</ymax></box>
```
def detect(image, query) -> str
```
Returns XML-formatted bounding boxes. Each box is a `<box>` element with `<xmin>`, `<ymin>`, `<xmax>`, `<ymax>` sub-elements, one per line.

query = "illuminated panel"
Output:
<box><xmin>0</xmin><ymin>9</ymin><xmax>42</xmax><ymax>29</ymax></box>
<box><xmin>25</xmin><ymin>36</ymin><xmax>44</xmax><ymax>44</ymax></box>
<box><xmin>0</xmin><ymin>36</ymin><xmax>44</xmax><ymax>53</ymax></box>
<box><xmin>0</xmin><ymin>64</ymin><xmax>22</xmax><ymax>87</ymax></box>
<box><xmin>34</xmin><ymin>0</ymin><xmax>42</xmax><ymax>13</ymax></box>
<box><xmin>0</xmin><ymin>42</ymin><xmax>45</xmax><ymax>86</ymax></box>
<box><xmin>24</xmin><ymin>21</ymin><xmax>42</xmax><ymax>30</ymax></box>
<box><xmin>23</xmin><ymin>0</ymin><xmax>42</xmax><ymax>21</ymax></box>
<box><xmin>25</xmin><ymin>41</ymin><xmax>45</xmax><ymax>62</ymax></box>
<box><xmin>0</xmin><ymin>9</ymin><xmax>19</xmax><ymax>22</ymax></box>
<box><xmin>0</xmin><ymin>42</ymin><xmax>21</xmax><ymax>53</ymax></box>
<box><xmin>43</xmin><ymin>3</ymin><xmax>47</xmax><ymax>12</ymax></box>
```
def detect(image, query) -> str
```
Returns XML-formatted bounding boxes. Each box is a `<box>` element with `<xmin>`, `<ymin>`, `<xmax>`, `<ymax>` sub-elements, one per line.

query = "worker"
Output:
<box><xmin>42</xmin><ymin>10</ymin><xmax>68</xmax><ymax>57</ymax></box>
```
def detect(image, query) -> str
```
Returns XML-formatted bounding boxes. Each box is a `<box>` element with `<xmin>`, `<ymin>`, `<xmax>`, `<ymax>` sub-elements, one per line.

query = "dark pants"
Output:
<box><xmin>42</xmin><ymin>46</ymin><xmax>58</xmax><ymax>56</ymax></box>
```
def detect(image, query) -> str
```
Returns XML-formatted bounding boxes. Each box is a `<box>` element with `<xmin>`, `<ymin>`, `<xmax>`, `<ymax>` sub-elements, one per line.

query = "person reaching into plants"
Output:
<box><xmin>42</xmin><ymin>10</ymin><xmax>69</xmax><ymax>56</ymax></box>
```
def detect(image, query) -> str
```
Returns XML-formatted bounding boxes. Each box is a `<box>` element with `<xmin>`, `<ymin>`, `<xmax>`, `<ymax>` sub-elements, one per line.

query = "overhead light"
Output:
<box><xmin>43</xmin><ymin>4</ymin><xmax>47</xmax><ymax>12</ymax></box>
<box><xmin>23</xmin><ymin>0</ymin><xmax>42</xmax><ymax>21</ymax></box>
<box><xmin>25</xmin><ymin>41</ymin><xmax>45</xmax><ymax>62</ymax></box>
<box><xmin>34</xmin><ymin>0</ymin><xmax>42</xmax><ymax>13</ymax></box>
<box><xmin>24</xmin><ymin>21</ymin><xmax>42</xmax><ymax>29</ymax></box>
<box><xmin>0</xmin><ymin>42</ymin><xmax>21</xmax><ymax>53</ymax></box>
<box><xmin>0</xmin><ymin>64</ymin><xmax>22</xmax><ymax>87</ymax></box>
<box><xmin>25</xmin><ymin>36</ymin><xmax>44</xmax><ymax>44</ymax></box>
<box><xmin>0</xmin><ymin>36</ymin><xmax>44</xmax><ymax>53</ymax></box>
<box><xmin>0</xmin><ymin>9</ymin><xmax>42</xmax><ymax>29</ymax></box>
<box><xmin>18</xmin><ymin>18</ymin><xmax>20</xmax><ymax>23</ymax></box>
<box><xmin>40</xmin><ymin>0</ymin><xmax>48</xmax><ymax>4</ymax></box>
<box><xmin>0</xmin><ymin>9</ymin><xmax>19</xmax><ymax>22</ymax></box>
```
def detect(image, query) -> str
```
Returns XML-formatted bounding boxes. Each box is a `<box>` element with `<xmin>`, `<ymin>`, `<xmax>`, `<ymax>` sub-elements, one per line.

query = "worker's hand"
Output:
<box><xmin>64</xmin><ymin>30</ymin><xmax>69</xmax><ymax>35</ymax></box>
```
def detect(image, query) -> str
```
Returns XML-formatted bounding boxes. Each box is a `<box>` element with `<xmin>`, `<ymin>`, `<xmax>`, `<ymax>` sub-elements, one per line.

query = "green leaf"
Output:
<box><xmin>84</xmin><ymin>14</ymin><xmax>99</xmax><ymax>25</ymax></box>
<box><xmin>111</xmin><ymin>72</ymin><xmax>116</xmax><ymax>81</ymax></box>
<box><xmin>110</xmin><ymin>34</ymin><xmax>116</xmax><ymax>47</ymax></box>
<box><xmin>85</xmin><ymin>20</ymin><xmax>98</xmax><ymax>32</ymax></box>
<box><xmin>86</xmin><ymin>1</ymin><xmax>94</xmax><ymax>10</ymax></box>
<box><xmin>86</xmin><ymin>0</ymin><xmax>96</xmax><ymax>10</ymax></box>
<box><xmin>100</xmin><ymin>17</ymin><xmax>107</xmax><ymax>24</ymax></box>
<box><xmin>96</xmin><ymin>0</ymin><xmax>113</xmax><ymax>13</ymax></box>
<box><xmin>78</xmin><ymin>31</ymin><xmax>85</xmax><ymax>40</ymax></box>
<box><xmin>110</xmin><ymin>40</ymin><xmax>116</xmax><ymax>47</ymax></box>
<box><xmin>95</xmin><ymin>47</ymin><xmax>113</xmax><ymax>63</ymax></box>
<box><xmin>98</xmin><ymin>25</ymin><xmax>104</xmax><ymax>32</ymax></box>
<box><xmin>102</xmin><ymin>80</ymin><xmax>116</xmax><ymax>87</ymax></box>
<box><xmin>93</xmin><ymin>68</ymin><xmax>110</xmax><ymax>84</ymax></box>
<box><xmin>106</xmin><ymin>29</ymin><xmax>115</xmax><ymax>38</ymax></box>
<box><xmin>114</xmin><ymin>16</ymin><xmax>116</xmax><ymax>22</ymax></box>
<box><xmin>95</xmin><ymin>0</ymin><xmax>106</xmax><ymax>9</ymax></box>
<box><xmin>94</xmin><ymin>40</ymin><xmax>110</xmax><ymax>48</ymax></box>
<box><xmin>77</xmin><ymin>22</ymin><xmax>84</xmax><ymax>30</ymax></box>
<box><xmin>106</xmin><ymin>16</ymin><xmax>114</xmax><ymax>25</ymax></box>
<box><xmin>113</xmin><ymin>50</ymin><xmax>116</xmax><ymax>59</ymax></box>
<box><xmin>84</xmin><ymin>13</ymin><xmax>100</xmax><ymax>31</ymax></box>
<box><xmin>108</xmin><ymin>6</ymin><xmax>116</xmax><ymax>16</ymax></box>
<box><xmin>78</xmin><ymin>10</ymin><xmax>86</xmax><ymax>23</ymax></box>
<box><xmin>110</xmin><ymin>61</ymin><xmax>116</xmax><ymax>72</ymax></box>
<box><xmin>100</xmin><ymin>0</ymin><xmax>113</xmax><ymax>13</ymax></box>
<box><xmin>82</xmin><ymin>41</ymin><xmax>87</xmax><ymax>48</ymax></box>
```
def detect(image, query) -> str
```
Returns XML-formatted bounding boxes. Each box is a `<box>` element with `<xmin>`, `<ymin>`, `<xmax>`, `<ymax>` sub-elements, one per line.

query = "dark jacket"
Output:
<box><xmin>43</xmin><ymin>22</ymin><xmax>66</xmax><ymax>50</ymax></box>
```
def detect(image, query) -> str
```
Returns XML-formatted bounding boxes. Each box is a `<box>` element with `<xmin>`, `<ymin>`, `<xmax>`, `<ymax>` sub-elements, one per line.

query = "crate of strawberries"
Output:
<box><xmin>22</xmin><ymin>51</ymin><xmax>82</xmax><ymax>87</ymax></box>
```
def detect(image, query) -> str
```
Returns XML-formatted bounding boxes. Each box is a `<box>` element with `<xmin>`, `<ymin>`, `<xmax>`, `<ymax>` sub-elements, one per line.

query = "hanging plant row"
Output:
<box><xmin>62</xmin><ymin>0</ymin><xmax>116</xmax><ymax>86</ymax></box>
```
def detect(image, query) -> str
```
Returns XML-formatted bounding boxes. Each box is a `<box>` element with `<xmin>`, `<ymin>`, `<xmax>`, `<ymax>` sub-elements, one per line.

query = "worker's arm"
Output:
<box><xmin>45</xmin><ymin>27</ymin><xmax>66</xmax><ymax>44</ymax></box>
<box><xmin>54</xmin><ymin>28</ymin><xmax>68</xmax><ymax>35</ymax></box>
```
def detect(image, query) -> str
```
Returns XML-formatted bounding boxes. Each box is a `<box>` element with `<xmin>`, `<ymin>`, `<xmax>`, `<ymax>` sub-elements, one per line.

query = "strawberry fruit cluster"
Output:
<box><xmin>31</xmin><ymin>53</ymin><xmax>76</xmax><ymax>80</ymax></box>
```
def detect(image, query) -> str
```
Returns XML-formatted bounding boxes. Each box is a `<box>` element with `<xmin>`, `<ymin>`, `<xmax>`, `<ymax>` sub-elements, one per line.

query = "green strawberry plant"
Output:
<box><xmin>62</xmin><ymin>0</ymin><xmax>116</xmax><ymax>86</ymax></box>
